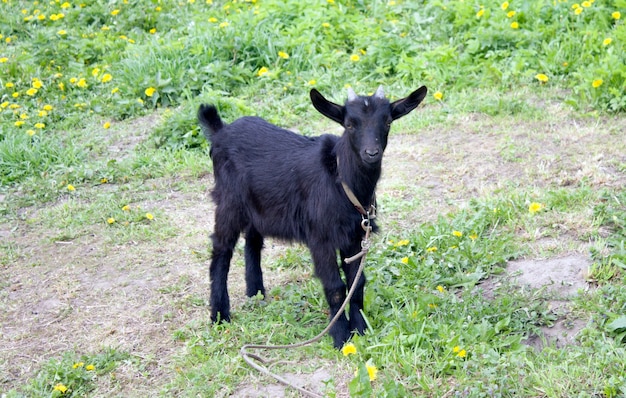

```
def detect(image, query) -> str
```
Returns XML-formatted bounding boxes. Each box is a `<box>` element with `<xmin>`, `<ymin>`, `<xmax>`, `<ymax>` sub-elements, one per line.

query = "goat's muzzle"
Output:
<box><xmin>362</xmin><ymin>147</ymin><xmax>382</xmax><ymax>164</ymax></box>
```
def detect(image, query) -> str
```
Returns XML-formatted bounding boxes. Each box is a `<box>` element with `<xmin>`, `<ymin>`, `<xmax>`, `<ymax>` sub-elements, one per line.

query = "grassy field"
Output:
<box><xmin>1</xmin><ymin>0</ymin><xmax>626</xmax><ymax>397</ymax></box>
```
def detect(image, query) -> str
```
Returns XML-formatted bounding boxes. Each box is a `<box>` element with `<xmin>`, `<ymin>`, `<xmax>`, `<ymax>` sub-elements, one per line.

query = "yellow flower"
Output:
<box><xmin>43</xmin><ymin>104</ymin><xmax>53</xmax><ymax>111</ymax></box>
<box><xmin>507</xmin><ymin>10</ymin><xmax>516</xmax><ymax>17</ymax></box>
<box><xmin>122</xmin><ymin>205</ymin><xmax>130</xmax><ymax>211</ymax></box>
<box><xmin>0</xmin><ymin>101</ymin><xmax>8</xmax><ymax>108</ymax></box>
<box><xmin>436</xmin><ymin>285</ymin><xmax>445</xmax><ymax>293</ymax></box>
<box><xmin>67</xmin><ymin>184</ymin><xmax>75</xmax><ymax>191</ymax></box>
<box><xmin>107</xmin><ymin>217</ymin><xmax>115</xmax><ymax>224</ymax></box>
<box><xmin>401</xmin><ymin>257</ymin><xmax>409</xmax><ymax>264</ymax></box>
<box><xmin>426</xmin><ymin>246</ymin><xmax>437</xmax><ymax>252</ymax></box>
<box><xmin>365</xmin><ymin>361</ymin><xmax>378</xmax><ymax>381</ymax></box>
<box><xmin>535</xmin><ymin>73</ymin><xmax>549</xmax><ymax>83</ymax></box>
<box><xmin>452</xmin><ymin>230</ymin><xmax>463</xmax><ymax>237</ymax></box>
<box><xmin>91</xmin><ymin>67</ymin><xmax>100</xmax><ymax>77</ymax></box>
<box><xmin>592</xmin><ymin>79</ymin><xmax>603</xmax><ymax>88</ymax></box>
<box><xmin>457</xmin><ymin>349</ymin><xmax>467</xmax><ymax>358</ymax></box>
<box><xmin>501</xmin><ymin>1</ymin><xmax>509</xmax><ymax>10</ymax></box>
<box><xmin>111</xmin><ymin>9</ymin><xmax>120</xmax><ymax>16</ymax></box>
<box><xmin>469</xmin><ymin>233</ymin><xmax>478</xmax><ymax>240</ymax></box>
<box><xmin>453</xmin><ymin>345</ymin><xmax>461</xmax><ymax>353</ymax></box>
<box><xmin>612</xmin><ymin>11</ymin><xmax>621</xmax><ymax>20</ymax></box>
<box><xmin>103</xmin><ymin>121</ymin><xmax>111</xmax><ymax>129</ymax></box>
<box><xmin>53</xmin><ymin>383</ymin><xmax>68</xmax><ymax>393</ymax></box>
<box><xmin>511</xmin><ymin>21</ymin><xmax>519</xmax><ymax>29</ymax></box>
<box><xmin>476</xmin><ymin>8</ymin><xmax>485</xmax><ymax>18</ymax></box>
<box><xmin>0</xmin><ymin>57</ymin><xmax>7</xmax><ymax>63</ymax></box>
<box><xmin>111</xmin><ymin>87</ymin><xmax>119</xmax><ymax>94</ymax></box>
<box><xmin>19</xmin><ymin>113</ymin><xmax>28</xmax><ymax>120</ymax></box>
<box><xmin>12</xmin><ymin>92</ymin><xmax>19</xmax><ymax>98</ymax></box>
<box><xmin>581</xmin><ymin>0</ymin><xmax>591</xmax><ymax>7</ymax></box>
<box><xmin>278</xmin><ymin>51</ymin><xmax>289</xmax><ymax>59</ymax></box>
<box><xmin>433</xmin><ymin>91</ymin><xmax>443</xmax><ymax>100</ymax></box>
<box><xmin>149</xmin><ymin>28</ymin><xmax>156</xmax><ymax>34</ymax></box>
<box><xmin>38</xmin><ymin>110</ymin><xmax>48</xmax><ymax>117</ymax></box>
<box><xmin>61</xmin><ymin>2</ymin><xmax>70</xmax><ymax>8</ymax></box>
<box><xmin>34</xmin><ymin>122</ymin><xmax>45</xmax><ymax>129</ymax></box>
<box><xmin>145</xmin><ymin>87</ymin><xmax>156</xmax><ymax>96</ymax></box>
<box><xmin>15</xmin><ymin>121</ymin><xmax>25</xmax><ymax>127</ymax></box>
<box><xmin>219</xmin><ymin>21</ymin><xmax>229</xmax><ymax>28</ymax></box>
<box><xmin>528</xmin><ymin>202</ymin><xmax>543</xmax><ymax>214</ymax></box>
<box><xmin>145</xmin><ymin>213</ymin><xmax>154</xmax><ymax>220</ymax></box>
<box><xmin>257</xmin><ymin>67</ymin><xmax>269</xmax><ymax>77</ymax></box>
<box><xmin>209</xmin><ymin>17</ymin><xmax>218</xmax><ymax>23</ymax></box>
<box><xmin>101</xmin><ymin>73</ymin><xmax>112</xmax><ymax>83</ymax></box>
<box><xmin>73</xmin><ymin>362</ymin><xmax>84</xmax><ymax>369</ymax></box>
<box><xmin>26</xmin><ymin>88</ymin><xmax>38</xmax><ymax>96</ymax></box>
<box><xmin>602</xmin><ymin>38</ymin><xmax>612</xmax><ymax>46</ymax></box>
<box><xmin>156</xmin><ymin>6</ymin><xmax>162</xmax><ymax>11</ymax></box>
<box><xmin>26</xmin><ymin>129</ymin><xmax>36</xmax><ymax>136</ymax></box>
<box><xmin>575</xmin><ymin>7</ymin><xmax>583</xmax><ymax>14</ymax></box>
<box><xmin>77</xmin><ymin>78</ymin><xmax>87</xmax><ymax>88</ymax></box>
<box><xmin>308</xmin><ymin>79</ymin><xmax>316</xmax><ymax>85</ymax></box>
<box><xmin>341</xmin><ymin>342</ymin><xmax>357</xmax><ymax>356</ymax></box>
<box><xmin>395</xmin><ymin>239</ymin><xmax>410</xmax><ymax>247</ymax></box>
<box><xmin>57</xmin><ymin>29</ymin><xmax>67</xmax><ymax>35</ymax></box>
<box><xmin>350</xmin><ymin>54</ymin><xmax>360</xmax><ymax>62</ymax></box>
<box><xmin>85</xmin><ymin>364</ymin><xmax>95</xmax><ymax>371</ymax></box>
<box><xmin>322</xmin><ymin>22</ymin><xmax>331</xmax><ymax>28</ymax></box>
<box><xmin>32</xmin><ymin>79</ymin><xmax>43</xmax><ymax>89</ymax></box>
<box><xmin>100</xmin><ymin>178</ymin><xmax>108</xmax><ymax>183</ymax></box>
<box><xmin>5</xmin><ymin>82</ymin><xmax>13</xmax><ymax>88</ymax></box>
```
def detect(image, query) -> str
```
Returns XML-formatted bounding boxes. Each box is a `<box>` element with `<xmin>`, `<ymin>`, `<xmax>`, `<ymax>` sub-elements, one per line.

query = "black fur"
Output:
<box><xmin>198</xmin><ymin>86</ymin><xmax>427</xmax><ymax>348</ymax></box>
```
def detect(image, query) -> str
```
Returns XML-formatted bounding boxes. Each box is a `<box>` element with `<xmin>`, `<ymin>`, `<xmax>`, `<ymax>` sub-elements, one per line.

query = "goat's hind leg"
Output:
<box><xmin>244</xmin><ymin>227</ymin><xmax>266</xmax><ymax>298</ymax></box>
<box><xmin>209</xmin><ymin>214</ymin><xmax>240</xmax><ymax>324</ymax></box>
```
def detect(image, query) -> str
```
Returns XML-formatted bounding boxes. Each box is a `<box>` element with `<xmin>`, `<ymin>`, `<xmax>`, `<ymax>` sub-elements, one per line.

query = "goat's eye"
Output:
<box><xmin>345</xmin><ymin>123</ymin><xmax>353</xmax><ymax>130</ymax></box>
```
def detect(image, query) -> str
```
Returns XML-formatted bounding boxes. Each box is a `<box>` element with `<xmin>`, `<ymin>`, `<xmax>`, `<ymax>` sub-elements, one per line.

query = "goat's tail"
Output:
<box><xmin>198</xmin><ymin>104</ymin><xmax>224</xmax><ymax>139</ymax></box>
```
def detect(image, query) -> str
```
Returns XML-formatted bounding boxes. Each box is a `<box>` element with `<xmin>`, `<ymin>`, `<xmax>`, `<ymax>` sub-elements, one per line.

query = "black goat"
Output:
<box><xmin>198</xmin><ymin>85</ymin><xmax>427</xmax><ymax>348</ymax></box>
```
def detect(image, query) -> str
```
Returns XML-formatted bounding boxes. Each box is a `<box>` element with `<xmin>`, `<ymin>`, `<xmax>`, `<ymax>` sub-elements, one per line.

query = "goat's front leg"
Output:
<box><xmin>341</xmin><ymin>242</ymin><xmax>367</xmax><ymax>335</ymax></box>
<box><xmin>209</xmin><ymin>217</ymin><xmax>240</xmax><ymax>323</ymax></box>
<box><xmin>244</xmin><ymin>227</ymin><xmax>266</xmax><ymax>298</ymax></box>
<box><xmin>311</xmin><ymin>245</ymin><xmax>350</xmax><ymax>348</ymax></box>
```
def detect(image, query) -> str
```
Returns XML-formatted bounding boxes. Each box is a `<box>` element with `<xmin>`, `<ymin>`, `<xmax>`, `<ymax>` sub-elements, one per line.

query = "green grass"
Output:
<box><xmin>1</xmin><ymin>0</ymin><xmax>626</xmax><ymax>397</ymax></box>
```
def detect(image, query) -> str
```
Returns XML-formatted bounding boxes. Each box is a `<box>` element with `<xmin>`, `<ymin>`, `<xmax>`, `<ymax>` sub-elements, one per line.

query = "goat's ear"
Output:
<box><xmin>390</xmin><ymin>86</ymin><xmax>428</xmax><ymax>121</ymax></box>
<box><xmin>310</xmin><ymin>89</ymin><xmax>345</xmax><ymax>124</ymax></box>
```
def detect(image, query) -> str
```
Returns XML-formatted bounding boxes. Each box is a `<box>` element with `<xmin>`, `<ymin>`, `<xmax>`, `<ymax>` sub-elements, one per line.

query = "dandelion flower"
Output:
<box><xmin>457</xmin><ymin>349</ymin><xmax>467</xmax><ymax>358</ymax></box>
<box><xmin>592</xmin><ymin>79</ymin><xmax>603</xmax><ymax>88</ymax></box>
<box><xmin>85</xmin><ymin>364</ymin><xmax>95</xmax><ymax>371</ymax></box>
<box><xmin>122</xmin><ymin>205</ymin><xmax>130</xmax><ymax>211</ymax></box>
<box><xmin>396</xmin><ymin>239</ymin><xmax>410</xmax><ymax>246</ymax></box>
<box><xmin>469</xmin><ymin>233</ymin><xmax>478</xmax><ymax>240</ymax></box>
<box><xmin>5</xmin><ymin>82</ymin><xmax>13</xmax><ymax>88</ymax></box>
<box><xmin>401</xmin><ymin>257</ymin><xmax>409</xmax><ymax>264</ymax></box>
<box><xmin>149</xmin><ymin>28</ymin><xmax>156</xmax><ymax>34</ymax></box>
<box><xmin>308</xmin><ymin>79</ymin><xmax>316</xmax><ymax>86</ymax></box>
<box><xmin>581</xmin><ymin>0</ymin><xmax>591</xmax><ymax>7</ymax></box>
<box><xmin>145</xmin><ymin>212</ymin><xmax>154</xmax><ymax>220</ymax></box>
<box><xmin>26</xmin><ymin>129</ymin><xmax>36</xmax><ymax>136</ymax></box>
<box><xmin>426</xmin><ymin>246</ymin><xmax>437</xmax><ymax>252</ymax></box>
<box><xmin>43</xmin><ymin>104</ymin><xmax>53</xmax><ymax>111</ymax></box>
<box><xmin>528</xmin><ymin>202</ymin><xmax>543</xmax><ymax>214</ymax></box>
<box><xmin>350</xmin><ymin>54</ymin><xmax>360</xmax><ymax>62</ymax></box>
<box><xmin>0</xmin><ymin>57</ymin><xmax>7</xmax><ymax>63</ymax></box>
<box><xmin>436</xmin><ymin>285</ymin><xmax>445</xmax><ymax>293</ymax></box>
<box><xmin>452</xmin><ymin>230</ymin><xmax>463</xmax><ymax>237</ymax></box>
<box><xmin>278</xmin><ymin>51</ymin><xmax>289</xmax><ymax>59</ymax></box>
<box><xmin>101</xmin><ymin>73</ymin><xmax>112</xmax><ymax>83</ymax></box>
<box><xmin>91</xmin><ymin>67</ymin><xmax>100</xmax><ymax>77</ymax></box>
<box><xmin>111</xmin><ymin>87</ymin><xmax>119</xmax><ymax>94</ymax></box>
<box><xmin>209</xmin><ymin>17</ymin><xmax>218</xmax><ymax>23</ymax></box>
<box><xmin>111</xmin><ymin>9</ymin><xmax>120</xmax><ymax>16</ymax></box>
<box><xmin>53</xmin><ymin>383</ymin><xmax>68</xmax><ymax>393</ymax></box>
<box><xmin>341</xmin><ymin>342</ymin><xmax>357</xmax><ymax>356</ymax></box>
<box><xmin>77</xmin><ymin>78</ymin><xmax>87</xmax><ymax>88</ymax></box>
<box><xmin>511</xmin><ymin>21</ymin><xmax>519</xmax><ymax>29</ymax></box>
<box><xmin>72</xmin><ymin>362</ymin><xmax>84</xmax><ymax>369</ymax></box>
<box><xmin>433</xmin><ymin>91</ymin><xmax>443</xmax><ymax>100</ymax></box>
<box><xmin>100</xmin><ymin>178</ymin><xmax>108</xmax><ymax>183</ymax></box>
<box><xmin>145</xmin><ymin>87</ymin><xmax>156</xmax><ymax>96</ymax></box>
<box><xmin>365</xmin><ymin>361</ymin><xmax>378</xmax><ymax>381</ymax></box>
<box><xmin>103</xmin><ymin>121</ymin><xmax>111</xmax><ymax>129</ymax></box>
<box><xmin>26</xmin><ymin>88</ymin><xmax>38</xmax><ymax>96</ymax></box>
<box><xmin>34</xmin><ymin>122</ymin><xmax>45</xmax><ymax>129</ymax></box>
<box><xmin>575</xmin><ymin>7</ymin><xmax>583</xmax><ymax>15</ymax></box>
<box><xmin>535</xmin><ymin>73</ymin><xmax>549</xmax><ymax>83</ymax></box>
<box><xmin>602</xmin><ymin>38</ymin><xmax>612</xmax><ymax>46</ymax></box>
<box><xmin>612</xmin><ymin>11</ymin><xmax>621</xmax><ymax>20</ymax></box>
<box><xmin>107</xmin><ymin>217</ymin><xmax>116</xmax><ymax>224</ymax></box>
<box><xmin>219</xmin><ymin>21</ymin><xmax>229</xmax><ymax>28</ymax></box>
<box><xmin>58</xmin><ymin>29</ymin><xmax>67</xmax><ymax>35</ymax></box>
<box><xmin>507</xmin><ymin>10</ymin><xmax>516</xmax><ymax>17</ymax></box>
<box><xmin>476</xmin><ymin>8</ymin><xmax>485</xmax><ymax>18</ymax></box>
<box><xmin>15</xmin><ymin>121</ymin><xmax>25</xmax><ymax>127</ymax></box>
<box><xmin>38</xmin><ymin>110</ymin><xmax>48</xmax><ymax>117</ymax></box>
<box><xmin>61</xmin><ymin>2</ymin><xmax>70</xmax><ymax>8</ymax></box>
<box><xmin>322</xmin><ymin>22</ymin><xmax>331</xmax><ymax>28</ymax></box>
<box><xmin>257</xmin><ymin>67</ymin><xmax>269</xmax><ymax>77</ymax></box>
<box><xmin>32</xmin><ymin>79</ymin><xmax>43</xmax><ymax>89</ymax></box>
<box><xmin>501</xmin><ymin>1</ymin><xmax>509</xmax><ymax>10</ymax></box>
<box><xmin>67</xmin><ymin>184</ymin><xmax>75</xmax><ymax>191</ymax></box>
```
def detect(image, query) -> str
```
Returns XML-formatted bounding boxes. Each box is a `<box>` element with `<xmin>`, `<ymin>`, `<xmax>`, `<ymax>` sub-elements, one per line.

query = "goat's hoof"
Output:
<box><xmin>211</xmin><ymin>312</ymin><xmax>231</xmax><ymax>324</ymax></box>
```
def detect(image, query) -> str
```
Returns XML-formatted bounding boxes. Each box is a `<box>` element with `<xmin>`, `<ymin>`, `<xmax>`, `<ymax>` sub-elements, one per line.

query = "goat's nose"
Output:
<box><xmin>365</xmin><ymin>148</ymin><xmax>380</xmax><ymax>157</ymax></box>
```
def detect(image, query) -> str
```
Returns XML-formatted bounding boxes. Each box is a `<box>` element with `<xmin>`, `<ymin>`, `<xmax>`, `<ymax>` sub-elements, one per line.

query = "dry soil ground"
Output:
<box><xmin>1</xmin><ymin>103</ymin><xmax>625</xmax><ymax>396</ymax></box>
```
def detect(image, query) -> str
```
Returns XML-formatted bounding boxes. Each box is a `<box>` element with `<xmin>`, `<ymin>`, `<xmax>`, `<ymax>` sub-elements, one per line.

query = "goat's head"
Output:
<box><xmin>310</xmin><ymin>85</ymin><xmax>427</xmax><ymax>165</ymax></box>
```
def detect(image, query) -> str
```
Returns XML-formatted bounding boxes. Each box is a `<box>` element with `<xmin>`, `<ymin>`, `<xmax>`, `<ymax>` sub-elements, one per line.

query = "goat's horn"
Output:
<box><xmin>374</xmin><ymin>85</ymin><xmax>385</xmax><ymax>99</ymax></box>
<box><xmin>347</xmin><ymin>87</ymin><xmax>358</xmax><ymax>102</ymax></box>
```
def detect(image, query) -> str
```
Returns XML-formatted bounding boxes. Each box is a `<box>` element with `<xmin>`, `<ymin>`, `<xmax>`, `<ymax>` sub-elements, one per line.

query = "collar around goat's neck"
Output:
<box><xmin>336</xmin><ymin>157</ymin><xmax>377</xmax><ymax>219</ymax></box>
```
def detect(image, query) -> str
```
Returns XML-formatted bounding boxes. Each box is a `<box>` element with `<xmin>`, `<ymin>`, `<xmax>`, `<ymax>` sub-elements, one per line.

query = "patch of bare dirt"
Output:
<box><xmin>1</xmin><ymin>107</ymin><xmax>625</xmax><ymax>396</ymax></box>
